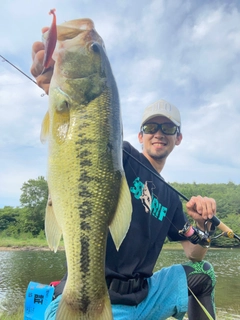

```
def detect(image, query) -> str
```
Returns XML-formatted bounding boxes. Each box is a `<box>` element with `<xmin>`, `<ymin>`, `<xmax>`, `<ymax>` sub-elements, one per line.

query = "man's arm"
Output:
<box><xmin>181</xmin><ymin>241</ymin><xmax>207</xmax><ymax>262</ymax></box>
<box><xmin>181</xmin><ymin>195</ymin><xmax>216</xmax><ymax>262</ymax></box>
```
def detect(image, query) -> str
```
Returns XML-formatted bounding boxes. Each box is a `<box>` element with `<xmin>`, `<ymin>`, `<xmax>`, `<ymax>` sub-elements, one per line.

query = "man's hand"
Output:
<box><xmin>30</xmin><ymin>27</ymin><xmax>54</xmax><ymax>95</ymax></box>
<box><xmin>186</xmin><ymin>196</ymin><xmax>216</xmax><ymax>229</ymax></box>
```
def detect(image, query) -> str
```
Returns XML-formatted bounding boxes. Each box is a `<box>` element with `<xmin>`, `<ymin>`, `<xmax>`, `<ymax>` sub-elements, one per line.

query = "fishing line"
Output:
<box><xmin>1</xmin><ymin>53</ymin><xmax>238</xmax><ymax>242</ymax></box>
<box><xmin>124</xmin><ymin>149</ymin><xmax>216</xmax><ymax>319</ymax></box>
<box><xmin>0</xmin><ymin>36</ymin><xmax>230</xmax><ymax>320</ymax></box>
<box><xmin>123</xmin><ymin>149</ymin><xmax>240</xmax><ymax>241</ymax></box>
<box><xmin>0</xmin><ymin>54</ymin><xmax>38</xmax><ymax>86</ymax></box>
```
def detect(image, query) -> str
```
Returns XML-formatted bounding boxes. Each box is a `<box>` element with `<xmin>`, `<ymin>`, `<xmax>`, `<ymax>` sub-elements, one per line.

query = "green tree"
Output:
<box><xmin>0</xmin><ymin>206</ymin><xmax>19</xmax><ymax>231</ymax></box>
<box><xmin>211</xmin><ymin>214</ymin><xmax>240</xmax><ymax>247</ymax></box>
<box><xmin>19</xmin><ymin>176</ymin><xmax>48</xmax><ymax>235</ymax></box>
<box><xmin>170</xmin><ymin>182</ymin><xmax>240</xmax><ymax>247</ymax></box>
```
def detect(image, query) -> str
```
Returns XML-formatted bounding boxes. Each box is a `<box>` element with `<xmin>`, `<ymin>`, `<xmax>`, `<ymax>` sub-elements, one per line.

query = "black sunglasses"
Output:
<box><xmin>142</xmin><ymin>122</ymin><xmax>179</xmax><ymax>135</ymax></box>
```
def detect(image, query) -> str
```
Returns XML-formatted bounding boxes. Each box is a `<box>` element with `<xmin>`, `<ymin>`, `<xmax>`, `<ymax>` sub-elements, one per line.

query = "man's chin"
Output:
<box><xmin>149</xmin><ymin>152</ymin><xmax>167</xmax><ymax>160</ymax></box>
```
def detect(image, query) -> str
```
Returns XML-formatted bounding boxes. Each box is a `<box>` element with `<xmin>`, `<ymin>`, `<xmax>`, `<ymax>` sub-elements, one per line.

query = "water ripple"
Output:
<box><xmin>0</xmin><ymin>248</ymin><xmax>239</xmax><ymax>317</ymax></box>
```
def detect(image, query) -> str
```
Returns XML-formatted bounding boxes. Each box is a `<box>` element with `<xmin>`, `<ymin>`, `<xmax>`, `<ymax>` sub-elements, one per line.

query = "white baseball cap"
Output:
<box><xmin>141</xmin><ymin>99</ymin><xmax>181</xmax><ymax>128</ymax></box>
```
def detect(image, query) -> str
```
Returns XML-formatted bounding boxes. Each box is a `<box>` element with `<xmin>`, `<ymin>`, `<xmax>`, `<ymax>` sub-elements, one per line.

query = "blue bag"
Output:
<box><xmin>24</xmin><ymin>281</ymin><xmax>55</xmax><ymax>320</ymax></box>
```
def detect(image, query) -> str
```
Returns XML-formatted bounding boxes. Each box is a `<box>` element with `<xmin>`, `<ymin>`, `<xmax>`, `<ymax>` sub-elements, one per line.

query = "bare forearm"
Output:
<box><xmin>181</xmin><ymin>241</ymin><xmax>208</xmax><ymax>262</ymax></box>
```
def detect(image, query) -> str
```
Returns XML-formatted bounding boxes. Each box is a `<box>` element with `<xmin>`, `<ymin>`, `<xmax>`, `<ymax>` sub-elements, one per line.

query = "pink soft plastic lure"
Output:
<box><xmin>42</xmin><ymin>9</ymin><xmax>57</xmax><ymax>69</ymax></box>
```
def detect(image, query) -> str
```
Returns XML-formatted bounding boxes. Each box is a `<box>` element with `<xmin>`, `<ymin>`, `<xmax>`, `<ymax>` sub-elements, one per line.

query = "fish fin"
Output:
<box><xmin>56</xmin><ymin>293</ymin><xmax>112</xmax><ymax>320</ymax></box>
<box><xmin>109</xmin><ymin>175</ymin><xmax>132</xmax><ymax>250</ymax></box>
<box><xmin>45</xmin><ymin>196</ymin><xmax>62</xmax><ymax>253</ymax></box>
<box><xmin>40</xmin><ymin>111</ymin><xmax>50</xmax><ymax>143</ymax></box>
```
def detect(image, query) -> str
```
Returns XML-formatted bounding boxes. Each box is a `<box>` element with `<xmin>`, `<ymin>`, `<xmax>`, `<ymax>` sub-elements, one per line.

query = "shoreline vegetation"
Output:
<box><xmin>1</xmin><ymin>179</ymin><xmax>240</xmax><ymax>251</ymax></box>
<box><xmin>0</xmin><ymin>244</ymin><xmax>183</xmax><ymax>251</ymax></box>
<box><xmin>1</xmin><ymin>239</ymin><xmax>236</xmax><ymax>251</ymax></box>
<box><xmin>0</xmin><ymin>236</ymin><xmax>65</xmax><ymax>251</ymax></box>
<box><xmin>0</xmin><ymin>235</ymin><xmax>179</xmax><ymax>250</ymax></box>
<box><xmin>0</xmin><ymin>236</ymin><xmax>187</xmax><ymax>251</ymax></box>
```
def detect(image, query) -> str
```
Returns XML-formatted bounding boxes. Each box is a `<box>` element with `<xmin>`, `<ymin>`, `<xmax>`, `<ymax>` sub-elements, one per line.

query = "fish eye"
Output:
<box><xmin>91</xmin><ymin>43</ymin><xmax>101</xmax><ymax>53</ymax></box>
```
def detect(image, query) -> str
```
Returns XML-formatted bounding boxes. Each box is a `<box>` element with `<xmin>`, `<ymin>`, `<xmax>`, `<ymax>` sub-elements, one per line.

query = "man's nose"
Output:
<box><xmin>154</xmin><ymin>128</ymin><xmax>165</xmax><ymax>137</ymax></box>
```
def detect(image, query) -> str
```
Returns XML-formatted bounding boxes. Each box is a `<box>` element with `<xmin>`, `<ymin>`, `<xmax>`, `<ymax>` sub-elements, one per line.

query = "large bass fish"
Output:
<box><xmin>41</xmin><ymin>10</ymin><xmax>132</xmax><ymax>320</ymax></box>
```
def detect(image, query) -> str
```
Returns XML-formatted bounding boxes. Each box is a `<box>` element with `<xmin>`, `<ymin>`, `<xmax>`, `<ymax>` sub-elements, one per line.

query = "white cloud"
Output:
<box><xmin>0</xmin><ymin>0</ymin><xmax>240</xmax><ymax>208</ymax></box>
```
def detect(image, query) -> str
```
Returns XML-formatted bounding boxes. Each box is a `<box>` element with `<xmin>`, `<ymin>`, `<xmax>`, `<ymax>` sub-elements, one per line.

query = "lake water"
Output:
<box><xmin>154</xmin><ymin>248</ymin><xmax>240</xmax><ymax>318</ymax></box>
<box><xmin>0</xmin><ymin>248</ymin><xmax>239</xmax><ymax>318</ymax></box>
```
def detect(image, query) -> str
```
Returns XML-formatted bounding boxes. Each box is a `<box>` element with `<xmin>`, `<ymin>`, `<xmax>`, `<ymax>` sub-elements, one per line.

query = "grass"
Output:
<box><xmin>1</xmin><ymin>309</ymin><xmax>24</xmax><ymax>320</ymax></box>
<box><xmin>0</xmin><ymin>237</ymin><xmax>180</xmax><ymax>250</ymax></box>
<box><xmin>0</xmin><ymin>301</ymin><xmax>24</xmax><ymax>320</ymax></box>
<box><xmin>0</xmin><ymin>235</ymin><xmax>64</xmax><ymax>249</ymax></box>
<box><xmin>0</xmin><ymin>236</ymin><xmax>48</xmax><ymax>248</ymax></box>
<box><xmin>0</xmin><ymin>237</ymin><xmax>179</xmax><ymax>251</ymax></box>
<box><xmin>163</xmin><ymin>242</ymin><xmax>183</xmax><ymax>249</ymax></box>
<box><xmin>1</xmin><ymin>308</ymin><xmax>238</xmax><ymax>320</ymax></box>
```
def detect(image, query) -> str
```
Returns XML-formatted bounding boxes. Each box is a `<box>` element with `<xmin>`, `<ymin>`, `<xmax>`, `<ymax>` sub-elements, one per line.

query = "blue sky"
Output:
<box><xmin>0</xmin><ymin>0</ymin><xmax>240</xmax><ymax>208</ymax></box>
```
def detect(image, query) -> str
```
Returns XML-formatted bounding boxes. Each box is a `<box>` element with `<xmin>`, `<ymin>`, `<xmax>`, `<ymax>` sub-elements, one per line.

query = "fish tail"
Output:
<box><xmin>56</xmin><ymin>295</ymin><xmax>113</xmax><ymax>320</ymax></box>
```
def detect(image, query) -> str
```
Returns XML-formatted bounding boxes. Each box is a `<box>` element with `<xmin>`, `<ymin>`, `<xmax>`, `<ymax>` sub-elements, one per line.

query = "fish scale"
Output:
<box><xmin>41</xmin><ymin>16</ymin><xmax>132</xmax><ymax>319</ymax></box>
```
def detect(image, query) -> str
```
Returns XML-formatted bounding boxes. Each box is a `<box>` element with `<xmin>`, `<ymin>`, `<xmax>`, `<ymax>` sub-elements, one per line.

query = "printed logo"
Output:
<box><xmin>130</xmin><ymin>177</ymin><xmax>167</xmax><ymax>221</ymax></box>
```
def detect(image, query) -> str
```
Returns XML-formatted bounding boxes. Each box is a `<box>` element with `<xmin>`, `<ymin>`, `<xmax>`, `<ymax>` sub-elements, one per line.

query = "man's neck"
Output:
<box><xmin>142</xmin><ymin>152</ymin><xmax>166</xmax><ymax>173</ymax></box>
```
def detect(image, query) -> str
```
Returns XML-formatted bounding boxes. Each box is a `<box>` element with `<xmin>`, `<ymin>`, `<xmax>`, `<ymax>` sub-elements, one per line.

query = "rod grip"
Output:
<box><xmin>210</xmin><ymin>216</ymin><xmax>233</xmax><ymax>233</ymax></box>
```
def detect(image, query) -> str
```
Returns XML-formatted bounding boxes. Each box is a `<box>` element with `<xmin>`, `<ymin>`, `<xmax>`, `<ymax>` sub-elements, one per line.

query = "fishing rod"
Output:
<box><xmin>123</xmin><ymin>149</ymin><xmax>240</xmax><ymax>242</ymax></box>
<box><xmin>0</xmin><ymin>54</ymin><xmax>38</xmax><ymax>86</ymax></box>
<box><xmin>2</xmin><ymin>53</ymin><xmax>239</xmax><ymax>243</ymax></box>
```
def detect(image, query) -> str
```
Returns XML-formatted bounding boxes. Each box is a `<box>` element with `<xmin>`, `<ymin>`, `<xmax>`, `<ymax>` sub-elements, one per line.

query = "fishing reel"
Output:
<box><xmin>179</xmin><ymin>221</ymin><xmax>215</xmax><ymax>248</ymax></box>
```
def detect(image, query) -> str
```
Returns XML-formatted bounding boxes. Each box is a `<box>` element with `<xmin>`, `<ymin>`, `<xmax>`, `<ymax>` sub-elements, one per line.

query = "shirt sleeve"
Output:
<box><xmin>167</xmin><ymin>199</ymin><xmax>188</xmax><ymax>242</ymax></box>
<box><xmin>123</xmin><ymin>141</ymin><xmax>137</xmax><ymax>165</ymax></box>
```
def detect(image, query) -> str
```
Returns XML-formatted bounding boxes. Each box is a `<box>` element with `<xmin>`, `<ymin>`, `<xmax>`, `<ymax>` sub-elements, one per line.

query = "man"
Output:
<box><xmin>31</xmin><ymin>41</ymin><xmax>217</xmax><ymax>320</ymax></box>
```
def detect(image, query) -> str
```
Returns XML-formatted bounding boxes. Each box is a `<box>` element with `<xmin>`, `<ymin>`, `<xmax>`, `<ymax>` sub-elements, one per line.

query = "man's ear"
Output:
<box><xmin>138</xmin><ymin>132</ymin><xmax>143</xmax><ymax>144</ymax></box>
<box><xmin>175</xmin><ymin>133</ymin><xmax>183</xmax><ymax>146</ymax></box>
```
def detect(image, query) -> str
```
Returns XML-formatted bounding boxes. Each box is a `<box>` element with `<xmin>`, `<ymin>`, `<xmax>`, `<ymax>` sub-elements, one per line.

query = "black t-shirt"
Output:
<box><xmin>54</xmin><ymin>141</ymin><xmax>189</xmax><ymax>305</ymax></box>
<box><xmin>106</xmin><ymin>141</ymin><xmax>188</xmax><ymax>304</ymax></box>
